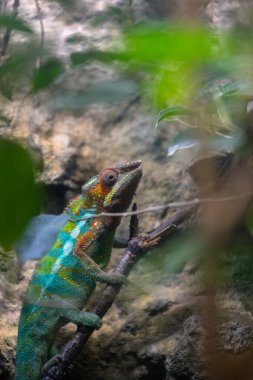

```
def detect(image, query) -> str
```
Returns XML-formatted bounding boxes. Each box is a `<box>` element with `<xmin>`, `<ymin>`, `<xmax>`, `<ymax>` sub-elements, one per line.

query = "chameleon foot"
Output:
<box><xmin>60</xmin><ymin>309</ymin><xmax>103</xmax><ymax>330</ymax></box>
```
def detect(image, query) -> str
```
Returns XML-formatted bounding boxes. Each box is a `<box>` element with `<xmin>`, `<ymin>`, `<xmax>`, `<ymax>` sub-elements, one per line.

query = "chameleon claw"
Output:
<box><xmin>91</xmin><ymin>315</ymin><xmax>103</xmax><ymax>330</ymax></box>
<box><xmin>41</xmin><ymin>354</ymin><xmax>63</xmax><ymax>375</ymax></box>
<box><xmin>109</xmin><ymin>273</ymin><xmax>128</xmax><ymax>286</ymax></box>
<box><xmin>119</xmin><ymin>274</ymin><xmax>129</xmax><ymax>286</ymax></box>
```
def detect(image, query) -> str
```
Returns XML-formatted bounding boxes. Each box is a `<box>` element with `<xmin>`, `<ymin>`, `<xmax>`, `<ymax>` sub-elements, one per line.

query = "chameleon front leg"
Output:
<box><xmin>58</xmin><ymin>308</ymin><xmax>102</xmax><ymax>329</ymax></box>
<box><xmin>74</xmin><ymin>237</ymin><xmax>127</xmax><ymax>285</ymax></box>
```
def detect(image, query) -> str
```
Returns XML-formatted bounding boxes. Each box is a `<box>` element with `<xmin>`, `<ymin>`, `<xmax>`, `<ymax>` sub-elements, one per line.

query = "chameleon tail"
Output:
<box><xmin>15</xmin><ymin>304</ymin><xmax>57</xmax><ymax>380</ymax></box>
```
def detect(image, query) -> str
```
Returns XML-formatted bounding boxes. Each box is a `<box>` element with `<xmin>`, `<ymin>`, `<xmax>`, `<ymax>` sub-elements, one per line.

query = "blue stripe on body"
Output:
<box><xmin>30</xmin><ymin>272</ymin><xmax>93</xmax><ymax>298</ymax></box>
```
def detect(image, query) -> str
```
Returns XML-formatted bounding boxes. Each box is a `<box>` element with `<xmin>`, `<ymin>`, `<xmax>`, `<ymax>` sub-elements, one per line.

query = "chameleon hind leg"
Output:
<box><xmin>42</xmin><ymin>309</ymin><xmax>102</xmax><ymax>374</ymax></box>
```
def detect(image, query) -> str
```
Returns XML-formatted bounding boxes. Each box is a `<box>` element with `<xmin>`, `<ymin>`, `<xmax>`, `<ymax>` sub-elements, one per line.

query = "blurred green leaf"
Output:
<box><xmin>0</xmin><ymin>42</ymin><xmax>41</xmax><ymax>99</ymax></box>
<box><xmin>49</xmin><ymin>79</ymin><xmax>137</xmax><ymax>110</ymax></box>
<box><xmin>0</xmin><ymin>14</ymin><xmax>33</xmax><ymax>33</ymax></box>
<box><xmin>71</xmin><ymin>50</ymin><xmax>124</xmax><ymax>66</ymax></box>
<box><xmin>155</xmin><ymin>105</ymin><xmax>197</xmax><ymax>129</ymax></box>
<box><xmin>208</xmin><ymin>132</ymin><xmax>244</xmax><ymax>151</ymax></box>
<box><xmin>32</xmin><ymin>58</ymin><xmax>64</xmax><ymax>92</ymax></box>
<box><xmin>167</xmin><ymin>129</ymin><xmax>199</xmax><ymax>157</ymax></box>
<box><xmin>201</xmin><ymin>79</ymin><xmax>241</xmax><ymax>101</ymax></box>
<box><xmin>167</xmin><ymin>129</ymin><xmax>243</xmax><ymax>157</ymax></box>
<box><xmin>48</xmin><ymin>0</ymin><xmax>77</xmax><ymax>8</ymax></box>
<box><xmin>124</xmin><ymin>23</ymin><xmax>215</xmax><ymax>65</ymax></box>
<box><xmin>66</xmin><ymin>34</ymin><xmax>87</xmax><ymax>44</ymax></box>
<box><xmin>0</xmin><ymin>138</ymin><xmax>40</xmax><ymax>250</ymax></box>
<box><xmin>136</xmin><ymin>231</ymin><xmax>202</xmax><ymax>276</ymax></box>
<box><xmin>92</xmin><ymin>5</ymin><xmax>131</xmax><ymax>27</ymax></box>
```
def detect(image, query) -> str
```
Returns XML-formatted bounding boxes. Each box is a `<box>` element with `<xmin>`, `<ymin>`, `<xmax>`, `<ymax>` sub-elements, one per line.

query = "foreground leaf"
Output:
<box><xmin>0</xmin><ymin>14</ymin><xmax>33</xmax><ymax>33</ymax></box>
<box><xmin>155</xmin><ymin>106</ymin><xmax>197</xmax><ymax>129</ymax></box>
<box><xmin>32</xmin><ymin>58</ymin><xmax>64</xmax><ymax>92</ymax></box>
<box><xmin>0</xmin><ymin>139</ymin><xmax>40</xmax><ymax>250</ymax></box>
<box><xmin>167</xmin><ymin>129</ymin><xmax>200</xmax><ymax>157</ymax></box>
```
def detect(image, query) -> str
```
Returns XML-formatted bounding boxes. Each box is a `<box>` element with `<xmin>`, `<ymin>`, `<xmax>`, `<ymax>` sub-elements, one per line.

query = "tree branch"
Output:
<box><xmin>42</xmin><ymin>205</ymin><xmax>195</xmax><ymax>380</ymax></box>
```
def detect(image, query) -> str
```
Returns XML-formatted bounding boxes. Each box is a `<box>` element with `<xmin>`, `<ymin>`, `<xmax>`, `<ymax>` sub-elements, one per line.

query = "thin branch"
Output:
<box><xmin>34</xmin><ymin>0</ymin><xmax>44</xmax><ymax>67</ymax></box>
<box><xmin>42</xmin><ymin>207</ymin><xmax>194</xmax><ymax>380</ymax></box>
<box><xmin>0</xmin><ymin>0</ymin><xmax>20</xmax><ymax>58</ymax></box>
<box><xmin>69</xmin><ymin>192</ymin><xmax>253</xmax><ymax>220</ymax></box>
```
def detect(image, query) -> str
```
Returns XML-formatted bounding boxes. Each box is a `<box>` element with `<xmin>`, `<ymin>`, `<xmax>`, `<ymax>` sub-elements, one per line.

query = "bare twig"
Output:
<box><xmin>0</xmin><ymin>0</ymin><xmax>20</xmax><ymax>58</ymax></box>
<box><xmin>42</xmin><ymin>206</ymin><xmax>194</xmax><ymax>380</ymax></box>
<box><xmin>69</xmin><ymin>192</ymin><xmax>253</xmax><ymax>220</ymax></box>
<box><xmin>113</xmin><ymin>206</ymin><xmax>194</xmax><ymax>248</ymax></box>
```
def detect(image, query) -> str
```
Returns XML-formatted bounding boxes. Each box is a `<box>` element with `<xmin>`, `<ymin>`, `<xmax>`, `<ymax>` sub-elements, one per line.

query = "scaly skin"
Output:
<box><xmin>15</xmin><ymin>161</ymin><xmax>142</xmax><ymax>380</ymax></box>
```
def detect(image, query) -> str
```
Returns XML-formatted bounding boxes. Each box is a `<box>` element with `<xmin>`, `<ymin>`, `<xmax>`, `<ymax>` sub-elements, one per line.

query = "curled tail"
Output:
<box><xmin>15</xmin><ymin>304</ymin><xmax>58</xmax><ymax>380</ymax></box>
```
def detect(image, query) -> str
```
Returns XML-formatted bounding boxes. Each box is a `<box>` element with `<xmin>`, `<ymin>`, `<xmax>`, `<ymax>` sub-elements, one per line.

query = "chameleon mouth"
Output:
<box><xmin>114</xmin><ymin>160</ymin><xmax>142</xmax><ymax>173</ymax></box>
<box><xmin>104</xmin><ymin>161</ymin><xmax>142</xmax><ymax>211</ymax></box>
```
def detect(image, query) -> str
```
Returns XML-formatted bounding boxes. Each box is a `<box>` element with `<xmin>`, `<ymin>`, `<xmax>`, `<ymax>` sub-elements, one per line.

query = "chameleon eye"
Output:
<box><xmin>101</xmin><ymin>169</ymin><xmax>118</xmax><ymax>188</ymax></box>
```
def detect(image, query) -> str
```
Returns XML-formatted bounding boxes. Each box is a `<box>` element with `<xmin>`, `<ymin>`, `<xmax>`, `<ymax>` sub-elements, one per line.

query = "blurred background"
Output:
<box><xmin>1</xmin><ymin>1</ymin><xmax>253</xmax><ymax>379</ymax></box>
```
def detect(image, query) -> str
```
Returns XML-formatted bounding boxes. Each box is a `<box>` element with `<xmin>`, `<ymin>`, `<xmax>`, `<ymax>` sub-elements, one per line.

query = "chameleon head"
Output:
<box><xmin>82</xmin><ymin>160</ymin><xmax>142</xmax><ymax>213</ymax></box>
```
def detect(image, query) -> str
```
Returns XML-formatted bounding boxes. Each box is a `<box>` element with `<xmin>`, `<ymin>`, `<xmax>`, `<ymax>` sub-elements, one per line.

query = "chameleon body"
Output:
<box><xmin>15</xmin><ymin>161</ymin><xmax>142</xmax><ymax>380</ymax></box>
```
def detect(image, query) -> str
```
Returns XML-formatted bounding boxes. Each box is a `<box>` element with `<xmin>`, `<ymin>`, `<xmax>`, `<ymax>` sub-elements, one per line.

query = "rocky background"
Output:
<box><xmin>1</xmin><ymin>1</ymin><xmax>253</xmax><ymax>379</ymax></box>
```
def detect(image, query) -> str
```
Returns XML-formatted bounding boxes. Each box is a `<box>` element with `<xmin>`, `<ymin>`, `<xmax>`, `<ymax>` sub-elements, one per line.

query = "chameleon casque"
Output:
<box><xmin>15</xmin><ymin>160</ymin><xmax>142</xmax><ymax>380</ymax></box>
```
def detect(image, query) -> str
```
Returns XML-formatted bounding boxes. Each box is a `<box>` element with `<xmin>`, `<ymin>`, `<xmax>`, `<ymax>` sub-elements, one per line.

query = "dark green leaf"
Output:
<box><xmin>0</xmin><ymin>14</ymin><xmax>33</xmax><ymax>33</ymax></box>
<box><xmin>71</xmin><ymin>51</ymin><xmax>124</xmax><ymax>66</ymax></box>
<box><xmin>0</xmin><ymin>42</ymin><xmax>41</xmax><ymax>99</ymax></box>
<box><xmin>155</xmin><ymin>106</ymin><xmax>197</xmax><ymax>129</ymax></box>
<box><xmin>32</xmin><ymin>58</ymin><xmax>64</xmax><ymax>92</ymax></box>
<box><xmin>0</xmin><ymin>138</ymin><xmax>40</xmax><ymax>250</ymax></box>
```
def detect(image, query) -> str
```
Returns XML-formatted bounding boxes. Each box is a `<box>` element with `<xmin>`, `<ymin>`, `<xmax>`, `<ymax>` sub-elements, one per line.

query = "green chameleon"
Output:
<box><xmin>15</xmin><ymin>160</ymin><xmax>142</xmax><ymax>380</ymax></box>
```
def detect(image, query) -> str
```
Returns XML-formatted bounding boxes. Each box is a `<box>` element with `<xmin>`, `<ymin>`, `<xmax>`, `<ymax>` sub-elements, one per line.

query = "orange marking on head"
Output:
<box><xmin>90</xmin><ymin>182</ymin><xmax>110</xmax><ymax>200</ymax></box>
